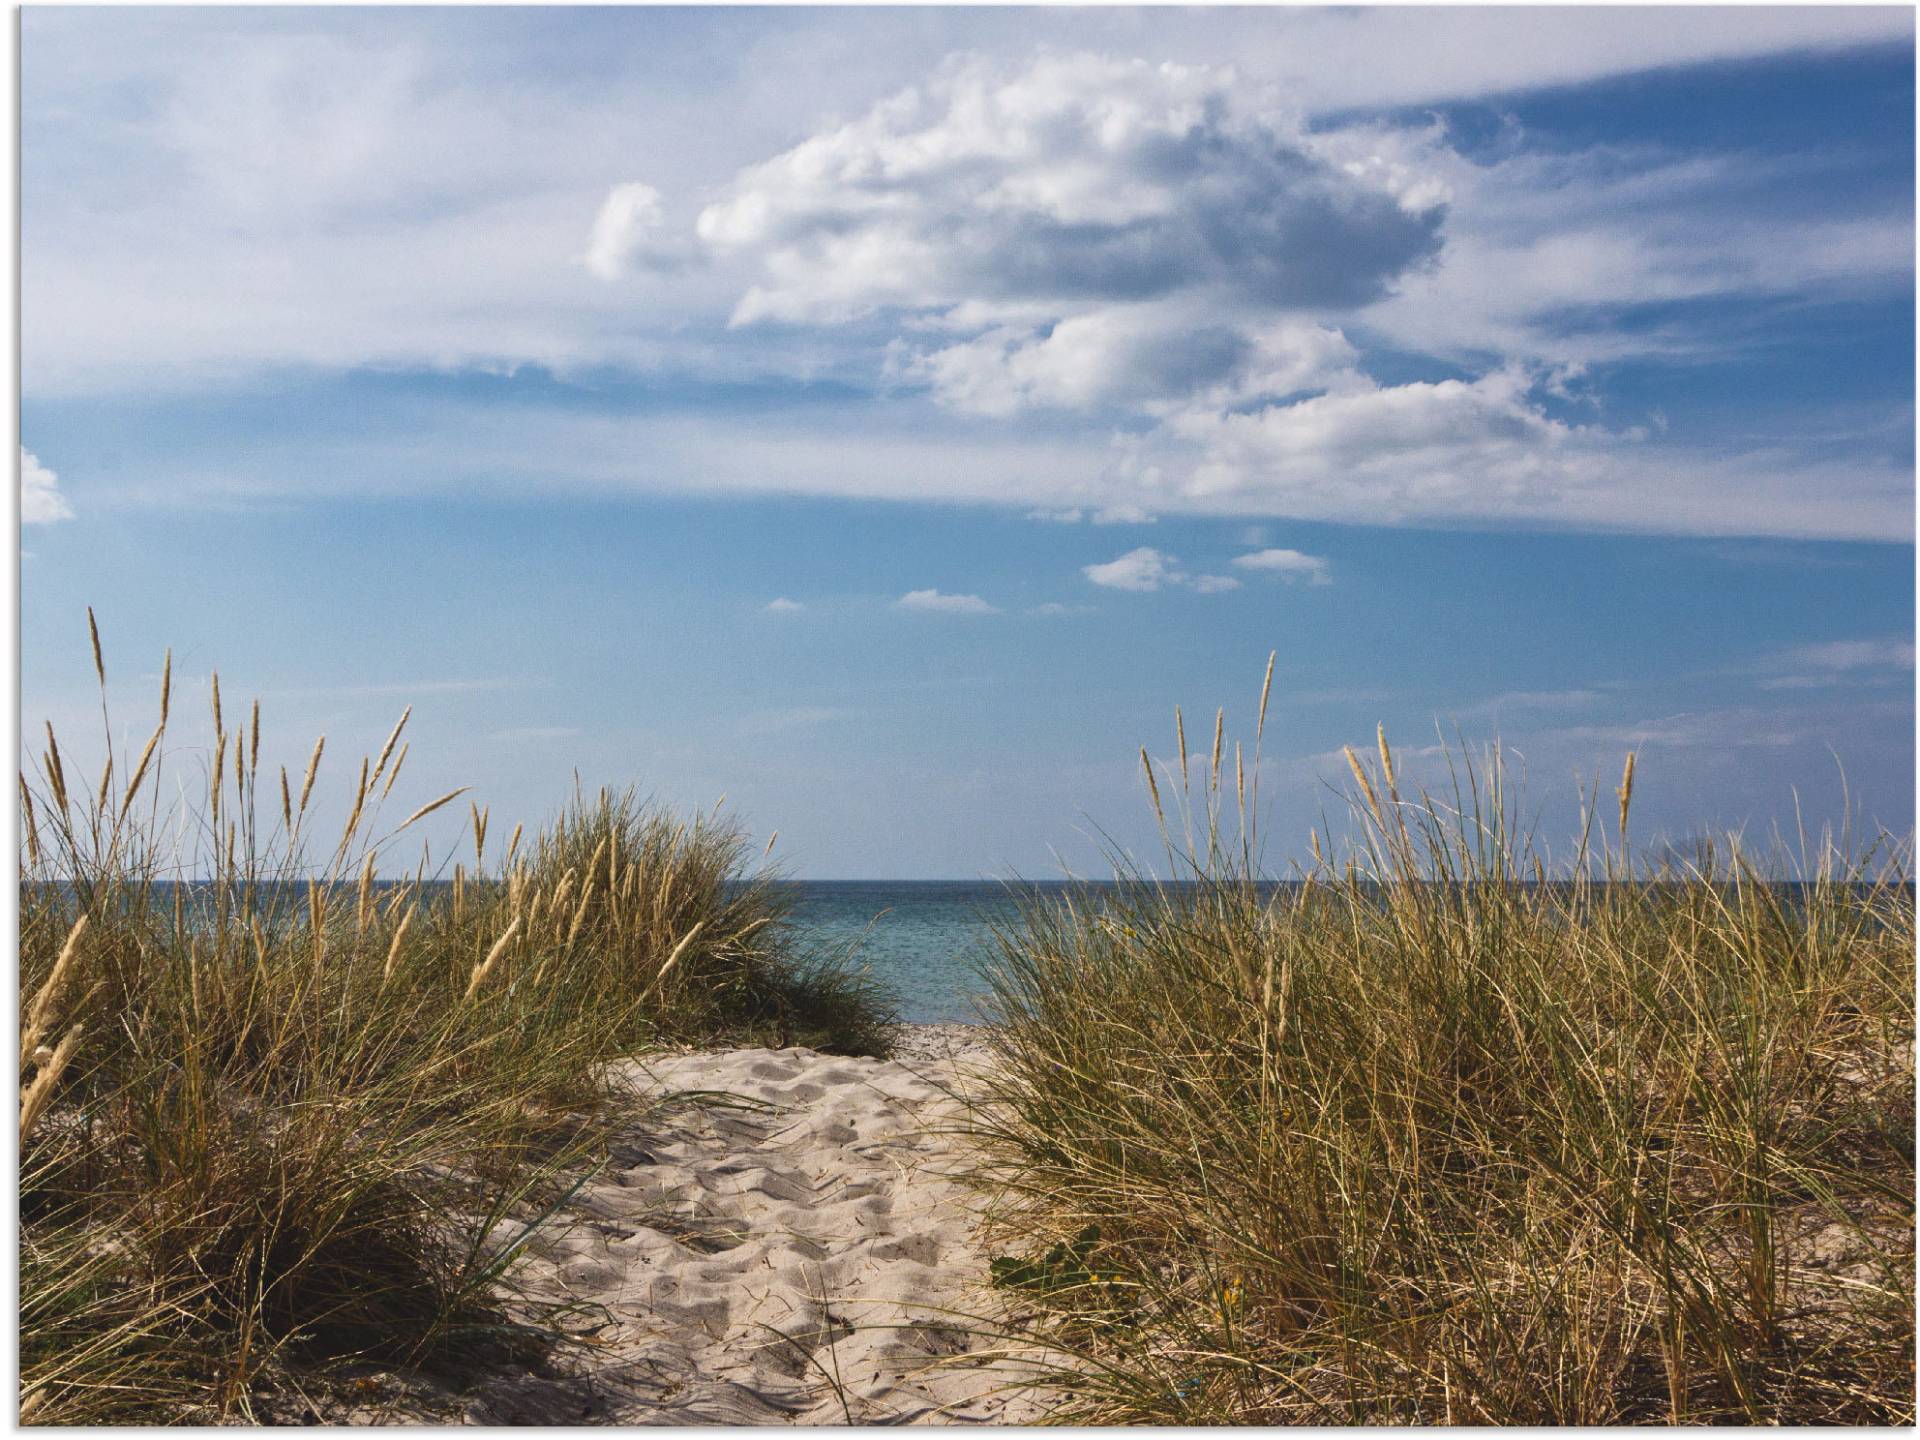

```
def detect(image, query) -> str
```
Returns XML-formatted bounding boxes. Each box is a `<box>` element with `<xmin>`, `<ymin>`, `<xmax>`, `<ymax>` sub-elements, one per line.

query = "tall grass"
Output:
<box><xmin>973</xmin><ymin>669</ymin><xmax>1914</xmax><ymax>1424</ymax></box>
<box><xmin>18</xmin><ymin>617</ymin><xmax>894</xmax><ymax>1422</ymax></box>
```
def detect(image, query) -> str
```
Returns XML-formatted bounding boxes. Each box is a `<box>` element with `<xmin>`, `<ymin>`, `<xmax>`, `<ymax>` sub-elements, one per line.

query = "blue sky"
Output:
<box><xmin>20</xmin><ymin>7</ymin><xmax>1916</xmax><ymax>877</ymax></box>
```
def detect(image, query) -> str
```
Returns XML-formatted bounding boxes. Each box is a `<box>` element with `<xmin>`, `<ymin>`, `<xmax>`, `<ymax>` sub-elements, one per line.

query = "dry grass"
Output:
<box><xmin>971</xmin><ymin>663</ymin><xmax>1915</xmax><ymax>1424</ymax></box>
<box><xmin>18</xmin><ymin>617</ymin><xmax>895</xmax><ymax>1422</ymax></box>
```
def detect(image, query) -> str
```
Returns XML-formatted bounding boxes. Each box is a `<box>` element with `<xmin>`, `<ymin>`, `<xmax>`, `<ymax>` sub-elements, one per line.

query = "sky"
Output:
<box><xmin>19</xmin><ymin>5</ymin><xmax>1917</xmax><ymax>878</ymax></box>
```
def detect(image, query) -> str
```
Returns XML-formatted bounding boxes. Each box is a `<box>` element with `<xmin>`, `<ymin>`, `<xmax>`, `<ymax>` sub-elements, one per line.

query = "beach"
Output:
<box><xmin>347</xmin><ymin>1026</ymin><xmax>1054</xmax><ymax>1425</ymax></box>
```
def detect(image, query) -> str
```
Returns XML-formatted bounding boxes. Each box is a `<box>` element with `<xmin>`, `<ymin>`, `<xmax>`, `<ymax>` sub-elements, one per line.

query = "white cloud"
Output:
<box><xmin>1082</xmin><ymin>546</ymin><xmax>1238</xmax><ymax>594</ymax></box>
<box><xmin>669</xmin><ymin>52</ymin><xmax>1912</xmax><ymax>539</ymax></box>
<box><xmin>699</xmin><ymin>55</ymin><xmax>1444</xmax><ymax>329</ymax></box>
<box><xmin>21</xmin><ymin>448</ymin><xmax>74</xmax><ymax>524</ymax></box>
<box><xmin>1232</xmin><ymin>547</ymin><xmax>1331</xmax><ymax>585</ymax></box>
<box><xmin>909</xmin><ymin>306</ymin><xmax>1364</xmax><ymax>419</ymax></box>
<box><xmin>584</xmin><ymin>182</ymin><xmax>670</xmax><ymax>280</ymax></box>
<box><xmin>1346</xmin><ymin>133</ymin><xmax>1918</xmax><ymax>371</ymax></box>
<box><xmin>107</xmin><ymin>393</ymin><xmax>1902</xmax><ymax>542</ymax></box>
<box><xmin>1160</xmin><ymin>367</ymin><xmax>1611</xmax><ymax>525</ymax></box>
<box><xmin>1084</xmin><ymin>546</ymin><xmax>1177</xmax><ymax>592</ymax></box>
<box><xmin>24</xmin><ymin>10</ymin><xmax>1910</xmax><ymax>398</ymax></box>
<box><xmin>1027</xmin><ymin>507</ymin><xmax>1084</xmax><ymax>523</ymax></box>
<box><xmin>20</xmin><ymin>14</ymin><xmax>1913</xmax><ymax>541</ymax></box>
<box><xmin>764</xmin><ymin>596</ymin><xmax>806</xmax><ymax>613</ymax></box>
<box><xmin>898</xmin><ymin>588</ymin><xmax>999</xmax><ymax>614</ymax></box>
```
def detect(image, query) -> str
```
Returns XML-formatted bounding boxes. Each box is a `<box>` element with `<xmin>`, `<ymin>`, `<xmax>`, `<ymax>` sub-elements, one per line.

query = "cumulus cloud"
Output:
<box><xmin>21</xmin><ymin>448</ymin><xmax>73</xmax><ymax>524</ymax></box>
<box><xmin>1083</xmin><ymin>546</ymin><xmax>1236</xmax><ymax>594</ymax></box>
<box><xmin>1232</xmin><ymin>547</ymin><xmax>1331</xmax><ymax>585</ymax></box>
<box><xmin>764</xmin><ymin>596</ymin><xmax>806</xmax><ymax>613</ymax></box>
<box><xmin>698</xmin><ymin>54</ymin><xmax>1445</xmax><ymax>329</ymax></box>
<box><xmin>898</xmin><ymin>588</ymin><xmax>999</xmax><ymax>614</ymax></box>
<box><xmin>675</xmin><ymin>53</ymin><xmax>1732</xmax><ymax>533</ymax></box>
<box><xmin>1084</xmin><ymin>546</ymin><xmax>1177</xmax><ymax>592</ymax></box>
<box><xmin>909</xmin><ymin>306</ymin><xmax>1364</xmax><ymax>418</ymax></box>
<box><xmin>584</xmin><ymin>182</ymin><xmax>672</xmax><ymax>280</ymax></box>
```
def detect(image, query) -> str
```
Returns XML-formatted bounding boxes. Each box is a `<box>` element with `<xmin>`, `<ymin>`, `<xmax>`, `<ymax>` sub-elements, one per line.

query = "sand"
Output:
<box><xmin>429</xmin><ymin>1026</ymin><xmax>1058</xmax><ymax>1425</ymax></box>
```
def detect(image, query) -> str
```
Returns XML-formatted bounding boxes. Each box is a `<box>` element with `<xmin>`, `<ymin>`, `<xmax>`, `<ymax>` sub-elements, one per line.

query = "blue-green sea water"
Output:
<box><xmin>779</xmin><ymin>881</ymin><xmax>1028</xmax><ymax>1024</ymax></box>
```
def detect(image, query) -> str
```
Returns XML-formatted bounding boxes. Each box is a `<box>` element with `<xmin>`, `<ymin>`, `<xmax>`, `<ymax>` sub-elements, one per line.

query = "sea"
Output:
<box><xmin>779</xmin><ymin>880</ymin><xmax>1036</xmax><ymax>1024</ymax></box>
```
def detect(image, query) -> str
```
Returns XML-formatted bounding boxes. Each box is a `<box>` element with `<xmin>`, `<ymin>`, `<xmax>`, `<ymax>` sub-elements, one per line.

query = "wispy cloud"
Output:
<box><xmin>763</xmin><ymin>597</ymin><xmax>806</xmax><ymax>614</ymax></box>
<box><xmin>1754</xmin><ymin>637</ymin><xmax>1916</xmax><ymax>690</ymax></box>
<box><xmin>898</xmin><ymin>588</ymin><xmax>1000</xmax><ymax>615</ymax></box>
<box><xmin>1468</xmin><ymin>688</ymin><xmax>1607</xmax><ymax>718</ymax></box>
<box><xmin>1028</xmin><ymin>504</ymin><xmax>1156</xmax><ymax>525</ymax></box>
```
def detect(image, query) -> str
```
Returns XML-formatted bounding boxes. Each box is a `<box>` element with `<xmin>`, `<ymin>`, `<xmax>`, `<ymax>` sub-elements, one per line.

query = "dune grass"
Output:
<box><xmin>18</xmin><ymin>616</ymin><xmax>895</xmax><ymax>1423</ymax></box>
<box><xmin>972</xmin><ymin>666</ymin><xmax>1914</xmax><ymax>1424</ymax></box>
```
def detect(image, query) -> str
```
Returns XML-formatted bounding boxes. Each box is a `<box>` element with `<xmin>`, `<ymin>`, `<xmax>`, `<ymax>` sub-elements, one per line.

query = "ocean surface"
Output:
<box><xmin>778</xmin><ymin>881</ymin><xmax>1030</xmax><ymax>1024</ymax></box>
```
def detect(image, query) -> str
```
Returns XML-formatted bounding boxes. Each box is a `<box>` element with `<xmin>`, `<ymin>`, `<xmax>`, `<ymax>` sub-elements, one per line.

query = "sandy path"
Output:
<box><xmin>451</xmin><ymin>1032</ymin><xmax>1055</xmax><ymax>1425</ymax></box>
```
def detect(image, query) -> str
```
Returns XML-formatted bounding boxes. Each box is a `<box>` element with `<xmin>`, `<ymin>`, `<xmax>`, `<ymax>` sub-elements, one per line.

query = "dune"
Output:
<box><xmin>382</xmin><ymin>1026</ymin><xmax>1058</xmax><ymax>1425</ymax></box>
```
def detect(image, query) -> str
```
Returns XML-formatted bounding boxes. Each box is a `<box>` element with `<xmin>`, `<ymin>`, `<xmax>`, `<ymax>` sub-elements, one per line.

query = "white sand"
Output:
<box><xmin>445</xmin><ymin>1031</ymin><xmax>1058</xmax><ymax>1425</ymax></box>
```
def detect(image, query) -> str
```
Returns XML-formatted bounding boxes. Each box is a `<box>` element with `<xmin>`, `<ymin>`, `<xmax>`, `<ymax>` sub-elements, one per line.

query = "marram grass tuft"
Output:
<box><xmin>18</xmin><ymin>616</ymin><xmax>896</xmax><ymax>1422</ymax></box>
<box><xmin>971</xmin><ymin>661</ymin><xmax>1914</xmax><ymax>1425</ymax></box>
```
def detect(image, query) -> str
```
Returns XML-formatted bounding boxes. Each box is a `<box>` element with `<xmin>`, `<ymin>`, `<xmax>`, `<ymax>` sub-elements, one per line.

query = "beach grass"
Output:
<box><xmin>17</xmin><ymin>617</ymin><xmax>896</xmax><ymax>1423</ymax></box>
<box><xmin>971</xmin><ymin>666</ymin><xmax>1914</xmax><ymax>1424</ymax></box>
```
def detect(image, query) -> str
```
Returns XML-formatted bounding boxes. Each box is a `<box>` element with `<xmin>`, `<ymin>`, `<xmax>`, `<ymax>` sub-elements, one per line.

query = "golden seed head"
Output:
<box><xmin>298</xmin><ymin>735</ymin><xmax>326</xmax><ymax>818</ymax></box>
<box><xmin>399</xmin><ymin>786</ymin><xmax>469</xmax><ymax>831</ymax></box>
<box><xmin>86</xmin><ymin>607</ymin><xmax>104</xmax><ymax>688</ymax></box>
<box><xmin>1344</xmin><ymin>745</ymin><xmax>1384</xmax><ymax>825</ymax></box>
<box><xmin>1617</xmin><ymin>751</ymin><xmax>1637</xmax><ymax>838</ymax></box>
